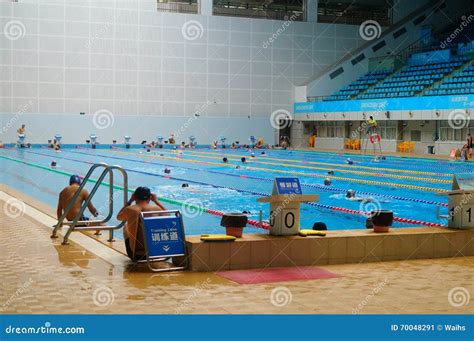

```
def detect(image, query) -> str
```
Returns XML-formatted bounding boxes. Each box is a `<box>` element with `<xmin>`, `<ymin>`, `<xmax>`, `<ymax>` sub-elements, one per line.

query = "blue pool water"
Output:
<box><xmin>1</xmin><ymin>145</ymin><xmax>470</xmax><ymax>237</ymax></box>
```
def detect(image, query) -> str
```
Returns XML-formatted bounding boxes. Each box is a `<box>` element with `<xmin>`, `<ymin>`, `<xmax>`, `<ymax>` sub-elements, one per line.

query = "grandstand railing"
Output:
<box><xmin>317</xmin><ymin>3</ymin><xmax>391</xmax><ymax>26</ymax></box>
<box><xmin>213</xmin><ymin>2</ymin><xmax>303</xmax><ymax>21</ymax></box>
<box><xmin>306</xmin><ymin>95</ymin><xmax>326</xmax><ymax>102</ymax></box>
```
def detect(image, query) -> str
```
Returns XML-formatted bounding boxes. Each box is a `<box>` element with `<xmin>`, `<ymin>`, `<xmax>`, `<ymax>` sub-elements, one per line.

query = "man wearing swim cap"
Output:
<box><xmin>117</xmin><ymin>186</ymin><xmax>166</xmax><ymax>261</ymax></box>
<box><xmin>57</xmin><ymin>175</ymin><xmax>99</xmax><ymax>227</ymax></box>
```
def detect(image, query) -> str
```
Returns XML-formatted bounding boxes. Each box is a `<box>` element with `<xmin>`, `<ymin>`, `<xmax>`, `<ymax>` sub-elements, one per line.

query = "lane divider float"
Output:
<box><xmin>65</xmin><ymin>148</ymin><xmax>449</xmax><ymax>207</ymax></box>
<box><xmin>184</xmin><ymin>149</ymin><xmax>453</xmax><ymax>177</ymax></box>
<box><xmin>14</xmin><ymin>150</ymin><xmax>444</xmax><ymax>228</ymax></box>
<box><xmin>97</xmin><ymin>148</ymin><xmax>449</xmax><ymax>193</ymax></box>
<box><xmin>0</xmin><ymin>153</ymin><xmax>270</xmax><ymax>230</ymax></box>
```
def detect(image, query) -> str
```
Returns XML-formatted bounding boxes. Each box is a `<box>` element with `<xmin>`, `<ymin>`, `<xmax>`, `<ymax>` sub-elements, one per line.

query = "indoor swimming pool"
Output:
<box><xmin>0</xmin><ymin>145</ymin><xmax>465</xmax><ymax>237</ymax></box>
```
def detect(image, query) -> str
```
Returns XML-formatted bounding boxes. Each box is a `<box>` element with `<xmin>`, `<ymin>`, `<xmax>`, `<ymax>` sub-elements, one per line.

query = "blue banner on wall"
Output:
<box><xmin>294</xmin><ymin>94</ymin><xmax>474</xmax><ymax>114</ymax></box>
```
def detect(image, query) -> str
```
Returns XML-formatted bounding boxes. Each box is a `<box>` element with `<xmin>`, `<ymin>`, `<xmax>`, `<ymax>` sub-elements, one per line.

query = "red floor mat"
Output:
<box><xmin>217</xmin><ymin>266</ymin><xmax>340</xmax><ymax>284</ymax></box>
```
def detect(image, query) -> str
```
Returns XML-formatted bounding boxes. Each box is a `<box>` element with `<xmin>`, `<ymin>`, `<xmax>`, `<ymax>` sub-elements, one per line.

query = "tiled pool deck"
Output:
<box><xmin>1</xmin><ymin>189</ymin><xmax>473</xmax><ymax>314</ymax></box>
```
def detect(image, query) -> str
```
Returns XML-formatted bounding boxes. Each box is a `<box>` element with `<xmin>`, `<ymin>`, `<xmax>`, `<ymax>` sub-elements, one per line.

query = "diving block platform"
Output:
<box><xmin>257</xmin><ymin>177</ymin><xmax>318</xmax><ymax>236</ymax></box>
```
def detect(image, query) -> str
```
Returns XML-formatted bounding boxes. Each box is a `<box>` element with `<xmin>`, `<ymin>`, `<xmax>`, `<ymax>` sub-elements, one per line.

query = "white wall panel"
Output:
<box><xmin>1</xmin><ymin>0</ymin><xmax>362</xmax><ymax>143</ymax></box>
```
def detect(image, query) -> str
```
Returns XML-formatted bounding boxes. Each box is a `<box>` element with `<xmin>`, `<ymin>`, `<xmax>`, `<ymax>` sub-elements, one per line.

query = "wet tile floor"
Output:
<box><xmin>0</xmin><ymin>200</ymin><xmax>472</xmax><ymax>314</ymax></box>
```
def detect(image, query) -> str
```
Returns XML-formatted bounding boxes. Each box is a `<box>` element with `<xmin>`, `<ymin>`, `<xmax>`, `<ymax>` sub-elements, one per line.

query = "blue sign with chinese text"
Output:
<box><xmin>274</xmin><ymin>177</ymin><xmax>302</xmax><ymax>195</ymax></box>
<box><xmin>142</xmin><ymin>215</ymin><xmax>186</xmax><ymax>258</ymax></box>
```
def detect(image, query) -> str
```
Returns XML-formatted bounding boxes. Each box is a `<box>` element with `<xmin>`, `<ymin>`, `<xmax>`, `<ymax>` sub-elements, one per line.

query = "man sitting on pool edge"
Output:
<box><xmin>57</xmin><ymin>175</ymin><xmax>100</xmax><ymax>232</ymax></box>
<box><xmin>117</xmin><ymin>186</ymin><xmax>167</xmax><ymax>262</ymax></box>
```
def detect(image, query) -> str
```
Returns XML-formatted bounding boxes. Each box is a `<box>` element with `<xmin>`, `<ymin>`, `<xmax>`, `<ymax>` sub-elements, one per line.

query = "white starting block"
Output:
<box><xmin>257</xmin><ymin>178</ymin><xmax>319</xmax><ymax>235</ymax></box>
<box><xmin>438</xmin><ymin>173</ymin><xmax>474</xmax><ymax>229</ymax></box>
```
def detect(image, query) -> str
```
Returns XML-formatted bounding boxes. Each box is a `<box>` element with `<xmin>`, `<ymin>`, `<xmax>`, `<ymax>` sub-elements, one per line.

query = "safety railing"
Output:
<box><xmin>51</xmin><ymin>163</ymin><xmax>128</xmax><ymax>245</ymax></box>
<box><xmin>306</xmin><ymin>95</ymin><xmax>327</xmax><ymax>102</ymax></box>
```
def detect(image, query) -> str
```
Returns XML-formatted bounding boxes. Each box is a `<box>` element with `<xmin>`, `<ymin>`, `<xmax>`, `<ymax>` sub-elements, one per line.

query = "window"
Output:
<box><xmin>393</xmin><ymin>27</ymin><xmax>407</xmax><ymax>39</ymax></box>
<box><xmin>157</xmin><ymin>0</ymin><xmax>198</xmax><ymax>14</ymax></box>
<box><xmin>372</xmin><ymin>40</ymin><xmax>386</xmax><ymax>52</ymax></box>
<box><xmin>329</xmin><ymin>67</ymin><xmax>344</xmax><ymax>80</ymax></box>
<box><xmin>317</xmin><ymin>2</ymin><xmax>392</xmax><ymax>26</ymax></box>
<box><xmin>440</xmin><ymin>120</ymin><xmax>474</xmax><ymax>141</ymax></box>
<box><xmin>316</xmin><ymin>121</ymin><xmax>344</xmax><ymax>138</ymax></box>
<box><xmin>213</xmin><ymin>0</ymin><xmax>303</xmax><ymax>21</ymax></box>
<box><xmin>413</xmin><ymin>14</ymin><xmax>426</xmax><ymax>26</ymax></box>
<box><xmin>378</xmin><ymin>121</ymin><xmax>397</xmax><ymax>140</ymax></box>
<box><xmin>351</xmin><ymin>54</ymin><xmax>365</xmax><ymax>65</ymax></box>
<box><xmin>411</xmin><ymin>130</ymin><xmax>421</xmax><ymax>142</ymax></box>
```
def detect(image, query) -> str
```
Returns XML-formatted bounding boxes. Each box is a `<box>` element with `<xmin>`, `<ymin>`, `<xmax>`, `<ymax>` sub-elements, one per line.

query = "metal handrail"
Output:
<box><xmin>51</xmin><ymin>163</ymin><xmax>128</xmax><ymax>245</ymax></box>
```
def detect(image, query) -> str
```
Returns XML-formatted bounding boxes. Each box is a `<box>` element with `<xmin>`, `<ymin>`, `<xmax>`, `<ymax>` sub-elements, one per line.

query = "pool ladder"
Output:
<box><xmin>51</xmin><ymin>162</ymin><xmax>128</xmax><ymax>245</ymax></box>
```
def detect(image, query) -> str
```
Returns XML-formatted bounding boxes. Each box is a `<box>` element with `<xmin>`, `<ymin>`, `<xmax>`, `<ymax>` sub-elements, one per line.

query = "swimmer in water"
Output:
<box><xmin>345</xmin><ymin>189</ymin><xmax>373</xmax><ymax>202</ymax></box>
<box><xmin>147</xmin><ymin>141</ymin><xmax>157</xmax><ymax>149</ymax></box>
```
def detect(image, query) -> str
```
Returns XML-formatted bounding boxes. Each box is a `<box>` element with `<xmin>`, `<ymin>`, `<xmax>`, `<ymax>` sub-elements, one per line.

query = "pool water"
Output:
<box><xmin>1</xmin><ymin>145</ymin><xmax>467</xmax><ymax>237</ymax></box>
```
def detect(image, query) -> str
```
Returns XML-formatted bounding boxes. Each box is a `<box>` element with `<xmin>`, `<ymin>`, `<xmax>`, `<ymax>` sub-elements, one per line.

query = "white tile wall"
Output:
<box><xmin>0</xmin><ymin>0</ymin><xmax>363</xmax><ymax>143</ymax></box>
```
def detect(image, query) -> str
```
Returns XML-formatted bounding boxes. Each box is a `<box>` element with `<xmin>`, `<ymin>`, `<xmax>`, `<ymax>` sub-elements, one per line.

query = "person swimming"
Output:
<box><xmin>345</xmin><ymin>189</ymin><xmax>373</xmax><ymax>202</ymax></box>
<box><xmin>147</xmin><ymin>141</ymin><xmax>157</xmax><ymax>149</ymax></box>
